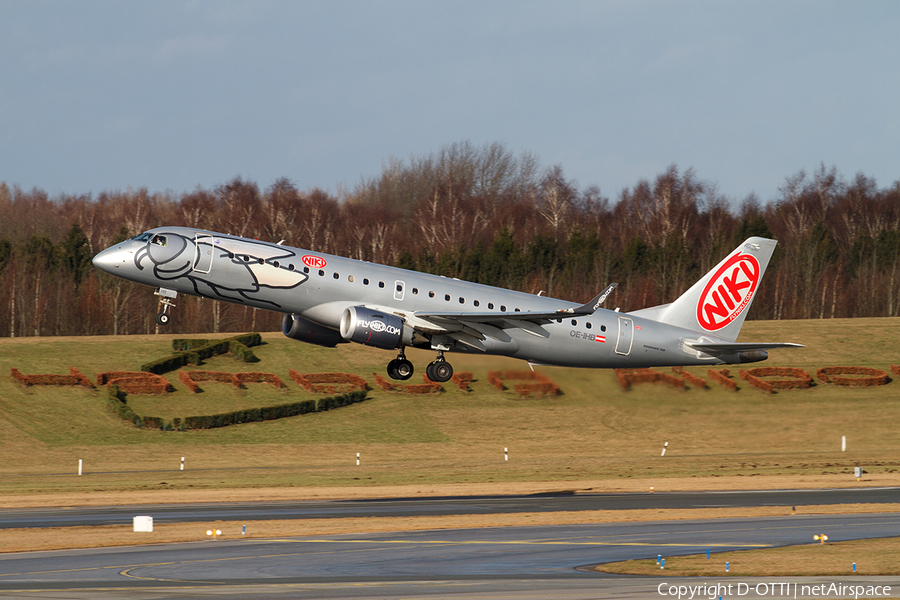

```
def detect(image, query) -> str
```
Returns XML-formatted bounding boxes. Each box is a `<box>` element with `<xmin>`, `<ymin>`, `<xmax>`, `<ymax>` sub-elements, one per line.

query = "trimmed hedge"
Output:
<box><xmin>182</xmin><ymin>390</ymin><xmax>365</xmax><ymax>430</ymax></box>
<box><xmin>486</xmin><ymin>370</ymin><xmax>560</xmax><ymax>396</ymax></box>
<box><xmin>372</xmin><ymin>373</ymin><xmax>401</xmax><ymax>391</ymax></box>
<box><xmin>233</xmin><ymin>372</ymin><xmax>288</xmax><ymax>389</ymax></box>
<box><xmin>289</xmin><ymin>371</ymin><xmax>368</xmax><ymax>393</ymax></box>
<box><xmin>708</xmin><ymin>368</ymin><xmax>738</xmax><ymax>391</ymax></box>
<box><xmin>739</xmin><ymin>369</ymin><xmax>774</xmax><ymax>393</ymax></box>
<box><xmin>105</xmin><ymin>384</ymin><xmax>142</xmax><ymax>427</ymax></box>
<box><xmin>97</xmin><ymin>371</ymin><xmax>173</xmax><ymax>394</ymax></box>
<box><xmin>11</xmin><ymin>367</ymin><xmax>93</xmax><ymax>388</ymax></box>
<box><xmin>816</xmin><ymin>366</ymin><xmax>890</xmax><ymax>387</ymax></box>
<box><xmin>371</xmin><ymin>373</ymin><xmax>442</xmax><ymax>394</ymax></box>
<box><xmin>615</xmin><ymin>368</ymin><xmax>685</xmax><ymax>391</ymax></box>
<box><xmin>141</xmin><ymin>333</ymin><xmax>262</xmax><ymax>374</ymax></box>
<box><xmin>450</xmin><ymin>372</ymin><xmax>474</xmax><ymax>393</ymax></box>
<box><xmin>742</xmin><ymin>367</ymin><xmax>813</xmax><ymax>390</ymax></box>
<box><xmin>671</xmin><ymin>367</ymin><xmax>707</xmax><ymax>389</ymax></box>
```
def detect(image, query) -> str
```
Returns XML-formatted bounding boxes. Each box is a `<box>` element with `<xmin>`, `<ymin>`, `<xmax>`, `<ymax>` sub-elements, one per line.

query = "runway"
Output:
<box><xmin>2</xmin><ymin>504</ymin><xmax>900</xmax><ymax>598</ymax></box>
<box><xmin>2</xmin><ymin>486</ymin><xmax>898</xmax><ymax>529</ymax></box>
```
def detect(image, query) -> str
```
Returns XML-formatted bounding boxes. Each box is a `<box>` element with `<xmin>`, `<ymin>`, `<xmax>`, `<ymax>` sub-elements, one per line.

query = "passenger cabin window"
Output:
<box><xmin>500</xmin><ymin>305</ymin><xmax>507</xmax><ymax>312</ymax></box>
<box><xmin>429</xmin><ymin>291</ymin><xmax>435</xmax><ymax>298</ymax></box>
<box><xmin>333</xmin><ymin>272</ymin><xmax>339</xmax><ymax>279</ymax></box>
<box><xmin>348</xmin><ymin>275</ymin><xmax>355</xmax><ymax>282</ymax></box>
<box><xmin>474</xmin><ymin>300</ymin><xmax>480</xmax><ymax>307</ymax></box>
<box><xmin>445</xmin><ymin>294</ymin><xmax>451</xmax><ymax>301</ymax></box>
<box><xmin>378</xmin><ymin>281</ymin><xmax>385</xmax><ymax>288</ymax></box>
<box><xmin>488</xmin><ymin>303</ymin><xmax>494</xmax><ymax>310</ymax></box>
<box><xmin>318</xmin><ymin>270</ymin><xmax>325</xmax><ymax>276</ymax></box>
<box><xmin>363</xmin><ymin>278</ymin><xmax>370</xmax><ymax>285</ymax></box>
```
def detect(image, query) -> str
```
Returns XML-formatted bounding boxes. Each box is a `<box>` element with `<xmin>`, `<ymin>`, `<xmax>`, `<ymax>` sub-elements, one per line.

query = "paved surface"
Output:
<box><xmin>1</xmin><ymin>512</ymin><xmax>899</xmax><ymax>599</ymax></box>
<box><xmin>1</xmin><ymin>487</ymin><xmax>898</xmax><ymax>529</ymax></box>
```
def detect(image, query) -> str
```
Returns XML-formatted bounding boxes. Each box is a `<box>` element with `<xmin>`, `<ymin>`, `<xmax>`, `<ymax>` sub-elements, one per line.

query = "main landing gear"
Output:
<box><xmin>387</xmin><ymin>350</ymin><xmax>414</xmax><ymax>381</ymax></box>
<box><xmin>425</xmin><ymin>352</ymin><xmax>453</xmax><ymax>383</ymax></box>
<box><xmin>385</xmin><ymin>349</ymin><xmax>454</xmax><ymax>383</ymax></box>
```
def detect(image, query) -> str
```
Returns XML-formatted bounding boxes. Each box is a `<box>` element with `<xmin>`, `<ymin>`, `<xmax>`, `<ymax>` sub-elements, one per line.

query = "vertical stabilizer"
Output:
<box><xmin>634</xmin><ymin>237</ymin><xmax>777</xmax><ymax>341</ymax></box>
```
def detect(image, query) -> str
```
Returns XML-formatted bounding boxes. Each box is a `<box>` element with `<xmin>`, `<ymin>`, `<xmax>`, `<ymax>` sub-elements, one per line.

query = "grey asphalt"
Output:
<box><xmin>1</xmin><ymin>512</ymin><xmax>899</xmax><ymax>599</ymax></box>
<box><xmin>1</xmin><ymin>486</ymin><xmax>898</xmax><ymax>529</ymax></box>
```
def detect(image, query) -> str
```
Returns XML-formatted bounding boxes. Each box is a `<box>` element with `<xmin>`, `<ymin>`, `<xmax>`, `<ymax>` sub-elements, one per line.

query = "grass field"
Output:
<box><xmin>1</xmin><ymin>317</ymin><xmax>900</xmax><ymax>498</ymax></box>
<box><xmin>596</xmin><ymin>536</ymin><xmax>900</xmax><ymax>577</ymax></box>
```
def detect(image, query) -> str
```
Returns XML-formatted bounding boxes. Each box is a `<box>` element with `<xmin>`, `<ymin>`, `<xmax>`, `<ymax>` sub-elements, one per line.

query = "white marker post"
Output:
<box><xmin>504</xmin><ymin>447</ymin><xmax>508</xmax><ymax>461</ymax></box>
<box><xmin>180</xmin><ymin>456</ymin><xmax>185</xmax><ymax>471</ymax></box>
<box><xmin>842</xmin><ymin>436</ymin><xmax>846</xmax><ymax>452</ymax></box>
<box><xmin>356</xmin><ymin>452</ymin><xmax>360</xmax><ymax>466</ymax></box>
<box><xmin>78</xmin><ymin>459</ymin><xmax>82</xmax><ymax>476</ymax></box>
<box><xmin>661</xmin><ymin>442</ymin><xmax>668</xmax><ymax>457</ymax></box>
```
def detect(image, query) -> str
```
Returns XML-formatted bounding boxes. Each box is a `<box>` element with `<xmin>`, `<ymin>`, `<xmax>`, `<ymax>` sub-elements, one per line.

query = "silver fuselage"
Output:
<box><xmin>93</xmin><ymin>226</ymin><xmax>755</xmax><ymax>368</ymax></box>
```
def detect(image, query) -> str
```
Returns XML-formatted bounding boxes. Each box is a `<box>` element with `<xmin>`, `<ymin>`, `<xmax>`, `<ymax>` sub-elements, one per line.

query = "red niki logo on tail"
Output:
<box><xmin>696</xmin><ymin>252</ymin><xmax>760</xmax><ymax>331</ymax></box>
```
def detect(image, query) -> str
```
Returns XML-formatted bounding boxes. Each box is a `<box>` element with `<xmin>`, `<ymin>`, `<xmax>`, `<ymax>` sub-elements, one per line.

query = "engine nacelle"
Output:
<box><xmin>339</xmin><ymin>306</ymin><xmax>413</xmax><ymax>349</ymax></box>
<box><xmin>282</xmin><ymin>313</ymin><xmax>344</xmax><ymax>347</ymax></box>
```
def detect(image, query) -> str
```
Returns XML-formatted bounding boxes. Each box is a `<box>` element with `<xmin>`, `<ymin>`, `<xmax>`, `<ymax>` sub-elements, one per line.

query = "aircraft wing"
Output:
<box><xmin>685</xmin><ymin>342</ymin><xmax>806</xmax><ymax>353</ymax></box>
<box><xmin>411</xmin><ymin>284</ymin><xmax>618</xmax><ymax>343</ymax></box>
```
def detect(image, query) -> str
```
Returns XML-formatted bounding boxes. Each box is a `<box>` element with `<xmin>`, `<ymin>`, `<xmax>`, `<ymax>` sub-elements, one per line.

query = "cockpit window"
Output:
<box><xmin>133</xmin><ymin>233</ymin><xmax>152</xmax><ymax>242</ymax></box>
<box><xmin>151</xmin><ymin>235</ymin><xmax>167</xmax><ymax>247</ymax></box>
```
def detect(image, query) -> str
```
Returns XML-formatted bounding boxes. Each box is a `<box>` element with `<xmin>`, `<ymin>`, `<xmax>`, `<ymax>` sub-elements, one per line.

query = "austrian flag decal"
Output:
<box><xmin>595</xmin><ymin>335</ymin><xmax>606</xmax><ymax>343</ymax></box>
<box><xmin>696</xmin><ymin>252</ymin><xmax>760</xmax><ymax>331</ymax></box>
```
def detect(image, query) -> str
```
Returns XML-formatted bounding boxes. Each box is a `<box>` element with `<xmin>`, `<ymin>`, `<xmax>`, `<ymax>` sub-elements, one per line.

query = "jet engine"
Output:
<box><xmin>339</xmin><ymin>306</ymin><xmax>413</xmax><ymax>349</ymax></box>
<box><xmin>282</xmin><ymin>313</ymin><xmax>344</xmax><ymax>347</ymax></box>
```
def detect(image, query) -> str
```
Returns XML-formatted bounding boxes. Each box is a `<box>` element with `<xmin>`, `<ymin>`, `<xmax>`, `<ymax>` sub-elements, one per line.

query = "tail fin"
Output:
<box><xmin>629</xmin><ymin>237</ymin><xmax>777</xmax><ymax>341</ymax></box>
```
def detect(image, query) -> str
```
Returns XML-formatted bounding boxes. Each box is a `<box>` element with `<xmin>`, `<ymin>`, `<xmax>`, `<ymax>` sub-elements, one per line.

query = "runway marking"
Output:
<box><xmin>119</xmin><ymin>565</ymin><xmax>225</xmax><ymax>585</ymax></box>
<box><xmin>270</xmin><ymin>538</ymin><xmax>772</xmax><ymax>548</ymax></box>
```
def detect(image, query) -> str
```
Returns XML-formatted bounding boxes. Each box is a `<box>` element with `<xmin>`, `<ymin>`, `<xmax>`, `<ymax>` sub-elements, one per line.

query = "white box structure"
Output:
<box><xmin>133</xmin><ymin>516</ymin><xmax>153</xmax><ymax>532</ymax></box>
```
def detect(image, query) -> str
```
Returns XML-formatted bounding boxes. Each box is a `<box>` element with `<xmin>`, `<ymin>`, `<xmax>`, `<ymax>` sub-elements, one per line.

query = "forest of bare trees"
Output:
<box><xmin>1</xmin><ymin>142</ymin><xmax>899</xmax><ymax>337</ymax></box>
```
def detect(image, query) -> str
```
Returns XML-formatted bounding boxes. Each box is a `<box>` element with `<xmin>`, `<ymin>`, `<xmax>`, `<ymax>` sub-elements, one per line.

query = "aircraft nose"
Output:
<box><xmin>92</xmin><ymin>246</ymin><xmax>128</xmax><ymax>274</ymax></box>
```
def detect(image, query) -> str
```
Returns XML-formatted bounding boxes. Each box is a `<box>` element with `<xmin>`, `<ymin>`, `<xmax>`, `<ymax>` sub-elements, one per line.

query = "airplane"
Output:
<box><xmin>92</xmin><ymin>227</ymin><xmax>802</xmax><ymax>382</ymax></box>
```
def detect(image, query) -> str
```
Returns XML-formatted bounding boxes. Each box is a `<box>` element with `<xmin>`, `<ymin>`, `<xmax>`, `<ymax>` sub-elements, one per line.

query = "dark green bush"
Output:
<box><xmin>183</xmin><ymin>391</ymin><xmax>365</xmax><ymax>430</ymax></box>
<box><xmin>142</xmin><ymin>334</ymin><xmax>262</xmax><ymax>374</ymax></box>
<box><xmin>106</xmin><ymin>385</ymin><xmax>142</xmax><ymax>427</ymax></box>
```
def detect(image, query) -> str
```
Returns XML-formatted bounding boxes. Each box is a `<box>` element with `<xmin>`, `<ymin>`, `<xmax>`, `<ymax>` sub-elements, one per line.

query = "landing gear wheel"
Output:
<box><xmin>155</xmin><ymin>312</ymin><xmax>170</xmax><ymax>325</ymax></box>
<box><xmin>426</xmin><ymin>360</ymin><xmax>453</xmax><ymax>383</ymax></box>
<box><xmin>387</xmin><ymin>359</ymin><xmax>414</xmax><ymax>380</ymax></box>
<box><xmin>394</xmin><ymin>359</ymin><xmax>414</xmax><ymax>380</ymax></box>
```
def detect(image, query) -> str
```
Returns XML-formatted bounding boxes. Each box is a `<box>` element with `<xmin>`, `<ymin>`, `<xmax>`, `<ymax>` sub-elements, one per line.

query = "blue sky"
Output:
<box><xmin>2</xmin><ymin>1</ymin><xmax>898</xmax><ymax>204</ymax></box>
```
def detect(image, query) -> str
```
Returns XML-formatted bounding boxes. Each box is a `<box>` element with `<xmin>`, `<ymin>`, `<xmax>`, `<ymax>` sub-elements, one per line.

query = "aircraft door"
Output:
<box><xmin>393</xmin><ymin>280</ymin><xmax>405</xmax><ymax>301</ymax></box>
<box><xmin>615</xmin><ymin>316</ymin><xmax>634</xmax><ymax>356</ymax></box>
<box><xmin>193</xmin><ymin>234</ymin><xmax>214</xmax><ymax>274</ymax></box>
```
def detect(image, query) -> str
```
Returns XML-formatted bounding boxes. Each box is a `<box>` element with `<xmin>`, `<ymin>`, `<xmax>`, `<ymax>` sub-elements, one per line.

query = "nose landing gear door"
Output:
<box><xmin>193</xmin><ymin>234</ymin><xmax>214</xmax><ymax>274</ymax></box>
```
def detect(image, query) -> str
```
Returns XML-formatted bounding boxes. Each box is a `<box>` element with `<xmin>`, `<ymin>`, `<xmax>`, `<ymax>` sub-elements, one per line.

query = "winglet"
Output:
<box><xmin>561</xmin><ymin>283</ymin><xmax>618</xmax><ymax>315</ymax></box>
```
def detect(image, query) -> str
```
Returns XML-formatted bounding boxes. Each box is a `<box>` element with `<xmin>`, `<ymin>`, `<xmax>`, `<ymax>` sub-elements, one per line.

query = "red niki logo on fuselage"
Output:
<box><xmin>696</xmin><ymin>252</ymin><xmax>760</xmax><ymax>331</ymax></box>
<box><xmin>302</xmin><ymin>255</ymin><xmax>327</xmax><ymax>269</ymax></box>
